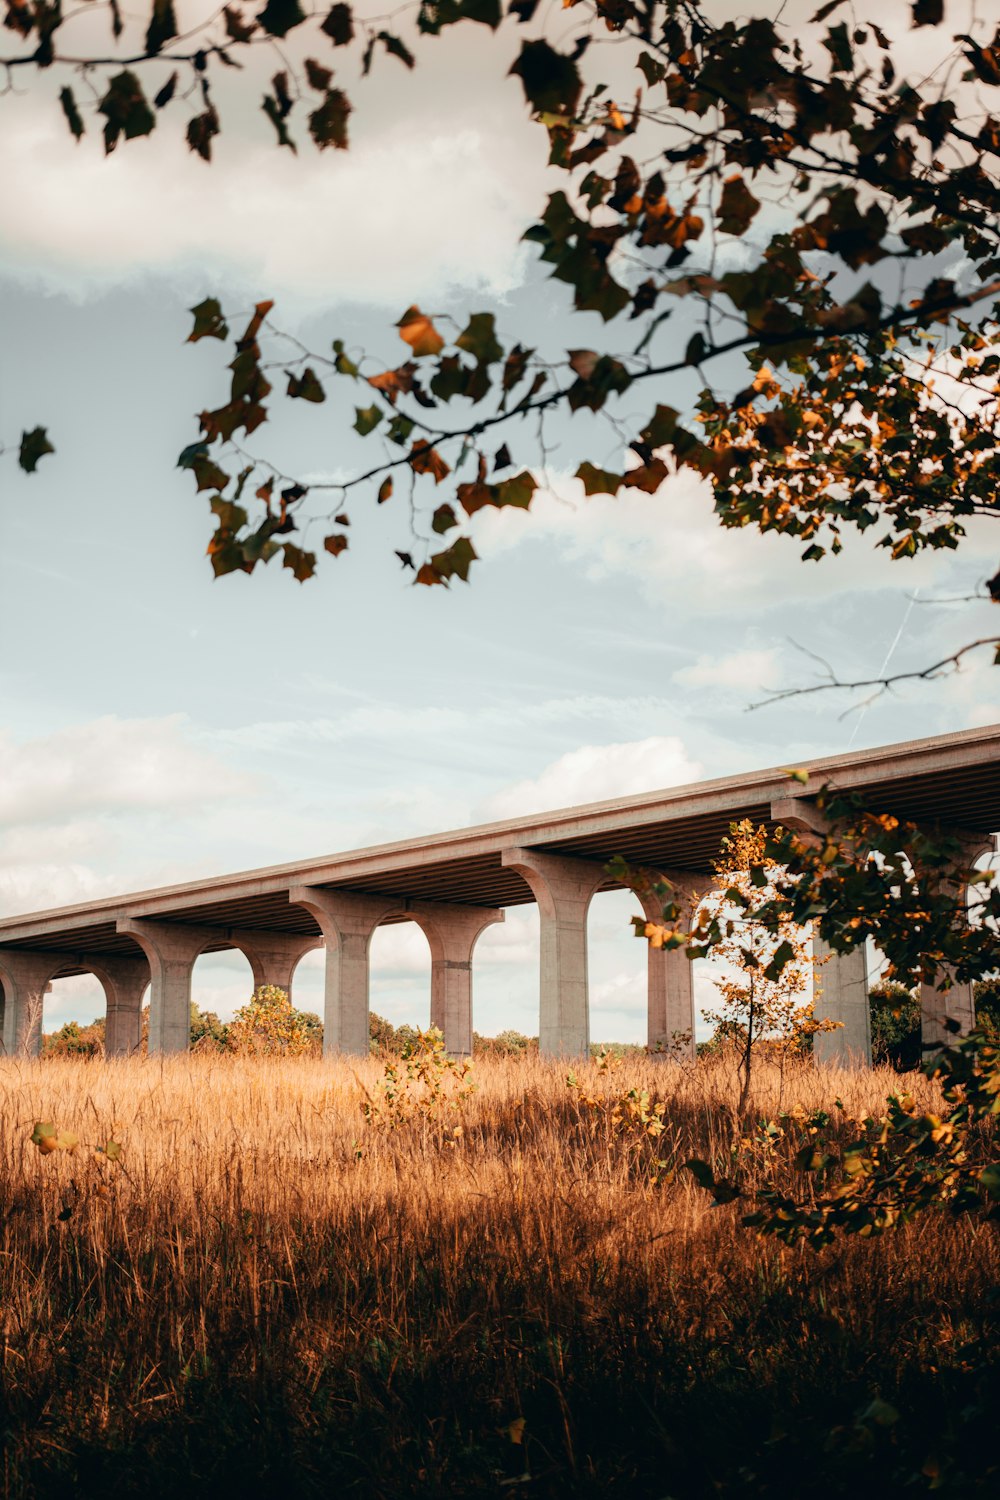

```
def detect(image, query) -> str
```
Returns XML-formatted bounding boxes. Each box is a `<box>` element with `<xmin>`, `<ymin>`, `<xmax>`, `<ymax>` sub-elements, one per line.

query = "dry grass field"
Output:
<box><xmin>0</xmin><ymin>1049</ymin><xmax>997</xmax><ymax>1498</ymax></box>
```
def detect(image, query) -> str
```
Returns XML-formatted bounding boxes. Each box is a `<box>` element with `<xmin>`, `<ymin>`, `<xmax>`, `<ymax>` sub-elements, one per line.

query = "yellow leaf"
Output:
<box><xmin>396</xmin><ymin>305</ymin><xmax>445</xmax><ymax>358</ymax></box>
<box><xmin>507</xmin><ymin>1417</ymin><xmax>526</xmax><ymax>1445</ymax></box>
<box><xmin>31</xmin><ymin>1122</ymin><xmax>59</xmax><ymax>1155</ymax></box>
<box><xmin>781</xmin><ymin>766</ymin><xmax>810</xmax><ymax>785</ymax></box>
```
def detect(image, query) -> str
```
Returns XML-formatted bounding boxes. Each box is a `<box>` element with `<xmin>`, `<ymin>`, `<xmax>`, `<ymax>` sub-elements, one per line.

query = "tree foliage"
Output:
<box><xmin>0</xmin><ymin>0</ymin><xmax>994</xmax><ymax>663</ymax></box>
<box><xmin>694</xmin><ymin>819</ymin><xmax>838</xmax><ymax>1111</ymax></box>
<box><xmin>687</xmin><ymin>1029</ymin><xmax>1000</xmax><ymax>1248</ymax></box>
<box><xmin>226</xmin><ymin>984</ymin><xmax>317</xmax><ymax>1055</ymax></box>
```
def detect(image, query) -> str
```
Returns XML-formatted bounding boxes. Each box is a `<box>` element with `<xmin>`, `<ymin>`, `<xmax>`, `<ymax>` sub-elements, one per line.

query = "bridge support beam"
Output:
<box><xmin>229</xmin><ymin>930</ymin><xmax>322</xmax><ymax>1001</ymax></box>
<box><xmin>289</xmin><ymin>889</ymin><xmax>397</xmax><ymax>1057</ymax></box>
<box><xmin>502</xmin><ymin>849</ymin><xmax>606</xmax><ymax>1058</ymax></box>
<box><xmin>0</xmin><ymin>950</ymin><xmax>62</xmax><ymax>1056</ymax></box>
<box><xmin>813</xmin><ymin>939</ymin><xmax>872</xmax><ymax>1066</ymax></box>
<box><xmin>98</xmin><ymin>956</ymin><xmax>151</xmax><ymax>1056</ymax></box>
<box><xmin>116</xmin><ymin>918</ymin><xmax>215</xmax><ymax>1055</ymax></box>
<box><xmin>417</xmin><ymin>903</ymin><xmax>504</xmax><ymax>1057</ymax></box>
<box><xmin>633</xmin><ymin>873</ymin><xmax>700</xmax><ymax>1061</ymax></box>
<box><xmin>289</xmin><ymin>889</ymin><xmax>503</xmax><ymax>1057</ymax></box>
<box><xmin>920</xmin><ymin>833</ymin><xmax>997</xmax><ymax>1055</ymax></box>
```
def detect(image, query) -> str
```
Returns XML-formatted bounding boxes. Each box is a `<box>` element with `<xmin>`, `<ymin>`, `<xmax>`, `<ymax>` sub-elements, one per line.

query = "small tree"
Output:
<box><xmin>700</xmin><ymin>821</ymin><xmax>837</xmax><ymax>1113</ymax></box>
<box><xmin>226</xmin><ymin>985</ymin><xmax>312</xmax><ymax>1057</ymax></box>
<box><xmin>42</xmin><ymin>1018</ymin><xmax>105</xmax><ymax>1058</ymax></box>
<box><xmin>190</xmin><ymin>1001</ymin><xmax>228</xmax><ymax>1051</ymax></box>
<box><xmin>869</xmin><ymin>982</ymin><xmax>921</xmax><ymax>1072</ymax></box>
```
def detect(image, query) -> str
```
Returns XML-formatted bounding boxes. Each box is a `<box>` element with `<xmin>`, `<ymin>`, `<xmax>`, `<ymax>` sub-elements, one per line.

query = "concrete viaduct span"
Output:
<box><xmin>0</xmin><ymin>725</ymin><xmax>997</xmax><ymax>1065</ymax></box>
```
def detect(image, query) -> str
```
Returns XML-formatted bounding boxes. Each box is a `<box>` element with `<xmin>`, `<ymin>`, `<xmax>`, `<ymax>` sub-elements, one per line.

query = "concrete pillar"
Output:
<box><xmin>94</xmin><ymin>956</ymin><xmax>150</xmax><ymax>1055</ymax></box>
<box><xmin>501</xmin><ymin>848</ymin><xmax>606</xmax><ymax>1058</ymax></box>
<box><xmin>0</xmin><ymin>950</ymin><xmax>63</xmax><ymax>1056</ymax></box>
<box><xmin>228</xmin><ymin>929</ymin><xmax>322</xmax><ymax>1001</ymax></box>
<box><xmin>289</xmin><ymin>887</ymin><xmax>398</xmax><ymax>1057</ymax></box>
<box><xmin>920</xmin><ymin>833</ymin><xmax>997</xmax><ymax>1054</ymax></box>
<box><xmin>116</xmin><ymin>917</ymin><xmax>212</xmax><ymax>1055</ymax></box>
<box><xmin>633</xmin><ymin>872</ymin><xmax>700</xmax><ymax>1060</ymax></box>
<box><xmin>409</xmin><ymin>903</ymin><xmax>504</xmax><ymax>1056</ymax></box>
<box><xmin>812</xmin><ymin>936</ymin><xmax>872</xmax><ymax>1065</ymax></box>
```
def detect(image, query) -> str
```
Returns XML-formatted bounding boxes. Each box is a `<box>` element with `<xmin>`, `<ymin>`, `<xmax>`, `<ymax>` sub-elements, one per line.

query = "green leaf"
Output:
<box><xmin>191</xmin><ymin>455</ymin><xmax>230</xmax><ymax>492</ymax></box>
<box><xmin>456</xmin><ymin>312</ymin><xmax>503</xmax><ymax>365</ymax></box>
<box><xmin>764</xmin><ymin>940</ymin><xmax>797</xmax><ymax>981</ymax></box>
<box><xmin>103</xmin><ymin>1138</ymin><xmax>124</xmax><ymax>1162</ymax></box>
<box><xmin>422</xmin><ymin>535</ymin><xmax>477</xmax><ymax>585</ymax></box>
<box><xmin>188</xmin><ymin>298</ymin><xmax>229</xmax><ymax>343</ymax></box>
<box><xmin>99</xmin><ymin>71</ymin><xmax>156</xmax><ymax>154</ymax></box>
<box><xmin>782</xmin><ymin>767</ymin><xmax>810</xmax><ymax>785</ymax></box>
<box><xmin>59</xmin><ymin>86</ymin><xmax>85</xmax><ymax>141</ymax></box>
<box><xmin>287</xmin><ymin>367</ymin><xmax>326</xmax><ymax>402</ymax></box>
<box><xmin>979</xmin><ymin>1163</ymin><xmax>1000</xmax><ymax>1198</ymax></box>
<box><xmin>332</xmin><ymin>339</ymin><xmax>359</xmax><ymax>377</ymax></box>
<box><xmin>510</xmin><ymin>39</ymin><xmax>582</xmax><ymax>117</ymax></box>
<box><xmin>576</xmin><ymin>462</ymin><xmax>623</xmax><ymax>496</ymax></box>
<box><xmin>493</xmin><ymin>471</ymin><xmax>536</xmax><ymax>508</ymax></box>
<box><xmin>18</xmin><ymin>426</ymin><xmax>55</xmax><ymax>473</ymax></box>
<box><xmin>257</xmin><ymin>0</ymin><xmax>304</xmax><ymax>37</ymax></box>
<box><xmin>354</xmin><ymin>405</ymin><xmax>382</xmax><ymax>436</ymax></box>
<box><xmin>432</xmin><ymin>503</ymin><xmax>458</xmax><ymax>534</ymax></box>
<box><xmin>31</xmin><ymin>1122</ymin><xmax>59</xmax><ymax>1154</ymax></box>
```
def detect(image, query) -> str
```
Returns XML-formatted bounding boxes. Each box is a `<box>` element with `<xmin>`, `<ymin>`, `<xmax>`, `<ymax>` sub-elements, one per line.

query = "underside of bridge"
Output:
<box><xmin>1</xmin><ymin>725</ymin><xmax>997</xmax><ymax>1064</ymax></box>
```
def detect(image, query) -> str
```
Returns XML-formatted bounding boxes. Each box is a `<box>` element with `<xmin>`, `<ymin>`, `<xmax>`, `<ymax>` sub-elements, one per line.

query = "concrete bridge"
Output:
<box><xmin>1</xmin><ymin>725</ymin><xmax>997</xmax><ymax>1065</ymax></box>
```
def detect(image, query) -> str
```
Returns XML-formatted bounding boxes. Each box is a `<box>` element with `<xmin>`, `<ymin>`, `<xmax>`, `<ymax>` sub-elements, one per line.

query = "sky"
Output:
<box><xmin>1</xmin><ymin>2</ymin><xmax>998</xmax><ymax>1041</ymax></box>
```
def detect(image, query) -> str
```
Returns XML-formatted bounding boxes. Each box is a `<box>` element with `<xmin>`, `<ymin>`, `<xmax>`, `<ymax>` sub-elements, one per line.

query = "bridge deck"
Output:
<box><xmin>1</xmin><ymin>724</ymin><xmax>997</xmax><ymax>970</ymax></box>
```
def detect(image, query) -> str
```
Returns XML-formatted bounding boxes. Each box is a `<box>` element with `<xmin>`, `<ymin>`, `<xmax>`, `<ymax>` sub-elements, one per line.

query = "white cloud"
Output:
<box><xmin>478</xmin><ymin>735</ymin><xmax>702</xmax><ymax>822</ymax></box>
<box><xmin>0</xmin><ymin>17</ymin><xmax>544</xmax><ymax>308</ymax></box>
<box><xmin>473</xmin><ymin>469</ymin><xmax>997</xmax><ymax>614</ymax></box>
<box><xmin>674</xmin><ymin>648</ymin><xmax>780</xmax><ymax>691</ymax></box>
<box><xmin>0</xmin><ymin>714</ymin><xmax>257</xmax><ymax>829</ymax></box>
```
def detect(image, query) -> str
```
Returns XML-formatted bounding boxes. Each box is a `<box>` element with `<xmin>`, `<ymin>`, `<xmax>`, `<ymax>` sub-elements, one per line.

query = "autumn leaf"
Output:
<box><xmin>409</xmin><ymin>440</ymin><xmax>451</xmax><ymax>483</ymax></box>
<box><xmin>576</xmin><ymin>462</ymin><xmax>623</xmax><ymax>496</ymax></box>
<box><xmin>59</xmin><ymin>86</ymin><xmax>84</xmax><ymax>140</ymax></box>
<box><xmin>309</xmin><ymin>89</ymin><xmax>350</xmax><ymax>149</ymax></box>
<box><xmin>320</xmin><ymin>2</ymin><xmax>353</xmax><ymax>44</ymax></box>
<box><xmin>99</xmin><ymin>71</ymin><xmax>156</xmax><ymax>153</ymax></box>
<box><xmin>510</xmin><ymin>39</ymin><xmax>582</xmax><ymax>117</ymax></box>
<box><xmin>397</xmin><ymin>306</ymin><xmax>446</xmax><ymax>358</ymax></box>
<box><xmin>286</xmin><ymin>367</ymin><xmax>326</xmax><ymax>402</ymax></box>
<box><xmin>377</xmin><ymin>477</ymin><xmax>393</xmax><ymax>504</ymax></box>
<box><xmin>144</xmin><ymin>0</ymin><xmax>177</xmax><ymax>55</ymax></box>
<box><xmin>324</xmin><ymin>533</ymin><xmax>349</xmax><ymax>557</ymax></box>
<box><xmin>718</xmin><ymin>175</ymin><xmax>761</xmax><ymax>236</ymax></box>
<box><xmin>281</xmin><ymin>542</ymin><xmax>316</xmax><ymax>581</ymax></box>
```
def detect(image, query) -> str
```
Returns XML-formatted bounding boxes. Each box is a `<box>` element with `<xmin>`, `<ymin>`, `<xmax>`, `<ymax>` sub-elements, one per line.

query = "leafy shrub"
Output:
<box><xmin>869</xmin><ymin>981</ymin><xmax>921</xmax><ymax>1071</ymax></box>
<box><xmin>42</xmin><ymin>1018</ymin><xmax>104</xmax><ymax>1058</ymax></box>
<box><xmin>226</xmin><ymin>985</ymin><xmax>315</xmax><ymax>1056</ymax></box>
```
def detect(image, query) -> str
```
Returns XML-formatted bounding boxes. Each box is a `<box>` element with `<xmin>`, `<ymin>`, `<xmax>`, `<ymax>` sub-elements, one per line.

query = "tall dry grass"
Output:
<box><xmin>0</xmin><ymin>1051</ymin><xmax>996</xmax><ymax>1498</ymax></box>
